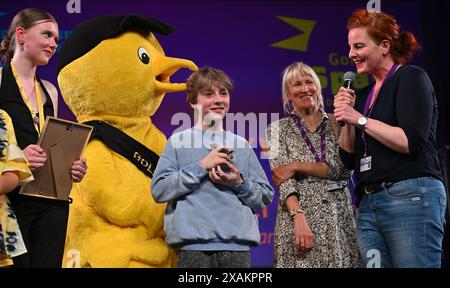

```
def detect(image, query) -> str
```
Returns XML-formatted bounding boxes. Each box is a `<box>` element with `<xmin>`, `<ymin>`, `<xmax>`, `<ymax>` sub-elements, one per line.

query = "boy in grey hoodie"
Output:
<box><xmin>151</xmin><ymin>67</ymin><xmax>274</xmax><ymax>268</ymax></box>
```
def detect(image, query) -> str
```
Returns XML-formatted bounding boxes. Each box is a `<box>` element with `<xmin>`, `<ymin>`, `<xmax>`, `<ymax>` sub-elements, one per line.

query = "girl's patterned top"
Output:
<box><xmin>0</xmin><ymin>109</ymin><xmax>33</xmax><ymax>267</ymax></box>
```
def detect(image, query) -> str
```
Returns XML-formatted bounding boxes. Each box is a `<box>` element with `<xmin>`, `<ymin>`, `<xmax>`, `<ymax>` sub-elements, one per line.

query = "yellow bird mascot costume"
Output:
<box><xmin>56</xmin><ymin>14</ymin><xmax>197</xmax><ymax>268</ymax></box>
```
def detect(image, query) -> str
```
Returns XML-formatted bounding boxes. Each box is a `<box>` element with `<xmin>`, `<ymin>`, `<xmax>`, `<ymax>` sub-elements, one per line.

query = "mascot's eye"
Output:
<box><xmin>137</xmin><ymin>47</ymin><xmax>150</xmax><ymax>64</ymax></box>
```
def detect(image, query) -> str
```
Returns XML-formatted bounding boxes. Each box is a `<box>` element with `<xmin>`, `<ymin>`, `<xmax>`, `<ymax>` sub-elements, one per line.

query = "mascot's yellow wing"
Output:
<box><xmin>57</xmin><ymin>15</ymin><xmax>197</xmax><ymax>268</ymax></box>
<box><xmin>64</xmin><ymin>127</ymin><xmax>176</xmax><ymax>268</ymax></box>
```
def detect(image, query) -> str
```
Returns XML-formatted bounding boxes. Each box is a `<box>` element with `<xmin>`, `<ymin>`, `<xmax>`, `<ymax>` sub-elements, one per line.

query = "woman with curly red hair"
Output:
<box><xmin>334</xmin><ymin>9</ymin><xmax>446</xmax><ymax>267</ymax></box>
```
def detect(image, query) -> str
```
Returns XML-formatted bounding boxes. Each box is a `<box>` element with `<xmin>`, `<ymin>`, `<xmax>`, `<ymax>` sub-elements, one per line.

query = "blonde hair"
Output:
<box><xmin>281</xmin><ymin>62</ymin><xmax>323</xmax><ymax>114</ymax></box>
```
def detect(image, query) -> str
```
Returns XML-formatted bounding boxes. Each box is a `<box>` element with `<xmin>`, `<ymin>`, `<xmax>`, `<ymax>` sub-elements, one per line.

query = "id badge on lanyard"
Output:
<box><xmin>327</xmin><ymin>180</ymin><xmax>343</xmax><ymax>191</ymax></box>
<box><xmin>359</xmin><ymin>64</ymin><xmax>399</xmax><ymax>173</ymax></box>
<box><xmin>360</xmin><ymin>155</ymin><xmax>372</xmax><ymax>172</ymax></box>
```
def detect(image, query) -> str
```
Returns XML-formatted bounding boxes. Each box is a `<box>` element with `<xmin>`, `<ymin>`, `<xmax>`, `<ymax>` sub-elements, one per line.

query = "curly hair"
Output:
<box><xmin>347</xmin><ymin>9</ymin><xmax>419</xmax><ymax>64</ymax></box>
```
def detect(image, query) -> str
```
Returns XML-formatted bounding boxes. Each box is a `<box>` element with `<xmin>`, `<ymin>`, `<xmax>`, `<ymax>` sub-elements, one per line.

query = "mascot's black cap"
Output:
<box><xmin>56</xmin><ymin>14</ymin><xmax>175</xmax><ymax>74</ymax></box>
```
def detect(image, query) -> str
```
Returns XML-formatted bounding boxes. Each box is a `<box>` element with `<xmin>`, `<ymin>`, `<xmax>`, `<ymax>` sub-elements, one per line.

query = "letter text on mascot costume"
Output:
<box><xmin>56</xmin><ymin>14</ymin><xmax>197</xmax><ymax>268</ymax></box>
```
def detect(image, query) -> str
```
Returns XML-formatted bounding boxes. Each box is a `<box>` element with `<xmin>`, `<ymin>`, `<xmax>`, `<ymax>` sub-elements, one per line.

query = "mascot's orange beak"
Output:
<box><xmin>154</xmin><ymin>56</ymin><xmax>198</xmax><ymax>93</ymax></box>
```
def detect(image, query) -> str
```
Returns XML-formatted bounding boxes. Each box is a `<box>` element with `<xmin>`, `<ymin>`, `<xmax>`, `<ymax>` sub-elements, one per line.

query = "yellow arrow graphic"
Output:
<box><xmin>271</xmin><ymin>16</ymin><xmax>316</xmax><ymax>52</ymax></box>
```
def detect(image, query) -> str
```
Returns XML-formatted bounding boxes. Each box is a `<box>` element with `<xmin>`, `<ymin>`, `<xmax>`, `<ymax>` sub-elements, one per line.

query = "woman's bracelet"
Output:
<box><xmin>290</xmin><ymin>208</ymin><xmax>304</xmax><ymax>218</ymax></box>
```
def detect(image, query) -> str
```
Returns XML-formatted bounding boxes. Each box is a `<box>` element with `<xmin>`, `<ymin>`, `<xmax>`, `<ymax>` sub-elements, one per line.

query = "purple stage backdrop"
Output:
<box><xmin>1</xmin><ymin>0</ymin><xmax>428</xmax><ymax>267</ymax></box>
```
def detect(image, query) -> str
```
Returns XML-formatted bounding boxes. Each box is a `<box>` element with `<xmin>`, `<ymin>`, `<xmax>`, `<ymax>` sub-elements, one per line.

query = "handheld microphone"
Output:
<box><xmin>343</xmin><ymin>71</ymin><xmax>356</xmax><ymax>89</ymax></box>
<box><xmin>337</xmin><ymin>71</ymin><xmax>356</xmax><ymax>126</ymax></box>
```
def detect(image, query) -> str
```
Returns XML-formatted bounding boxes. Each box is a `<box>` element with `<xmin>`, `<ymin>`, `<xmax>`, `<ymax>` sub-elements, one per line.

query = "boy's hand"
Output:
<box><xmin>208</xmin><ymin>162</ymin><xmax>244</xmax><ymax>188</ymax></box>
<box><xmin>199</xmin><ymin>147</ymin><xmax>232</xmax><ymax>171</ymax></box>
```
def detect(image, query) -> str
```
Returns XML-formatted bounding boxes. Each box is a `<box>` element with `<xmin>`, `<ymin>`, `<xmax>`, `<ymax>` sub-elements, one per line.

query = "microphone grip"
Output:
<box><xmin>337</xmin><ymin>80</ymin><xmax>353</xmax><ymax>127</ymax></box>
<box><xmin>344</xmin><ymin>80</ymin><xmax>352</xmax><ymax>90</ymax></box>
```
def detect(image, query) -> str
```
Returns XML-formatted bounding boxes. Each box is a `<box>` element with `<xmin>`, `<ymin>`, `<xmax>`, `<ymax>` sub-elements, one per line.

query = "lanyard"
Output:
<box><xmin>10</xmin><ymin>62</ymin><xmax>45</xmax><ymax>136</ymax></box>
<box><xmin>361</xmin><ymin>64</ymin><xmax>399</xmax><ymax>156</ymax></box>
<box><xmin>291</xmin><ymin>113</ymin><xmax>327</xmax><ymax>162</ymax></box>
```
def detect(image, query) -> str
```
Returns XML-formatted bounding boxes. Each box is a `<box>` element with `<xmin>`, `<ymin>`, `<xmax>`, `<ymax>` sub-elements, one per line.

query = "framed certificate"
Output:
<box><xmin>19</xmin><ymin>117</ymin><xmax>93</xmax><ymax>201</ymax></box>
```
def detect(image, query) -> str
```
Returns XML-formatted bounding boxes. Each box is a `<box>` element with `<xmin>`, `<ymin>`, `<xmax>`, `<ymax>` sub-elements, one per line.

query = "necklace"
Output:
<box><xmin>10</xmin><ymin>62</ymin><xmax>45</xmax><ymax>136</ymax></box>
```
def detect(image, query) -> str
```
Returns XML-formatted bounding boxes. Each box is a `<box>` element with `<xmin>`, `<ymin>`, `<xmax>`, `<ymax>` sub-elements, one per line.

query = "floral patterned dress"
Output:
<box><xmin>266</xmin><ymin>111</ymin><xmax>361</xmax><ymax>268</ymax></box>
<box><xmin>0</xmin><ymin>109</ymin><xmax>33</xmax><ymax>267</ymax></box>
